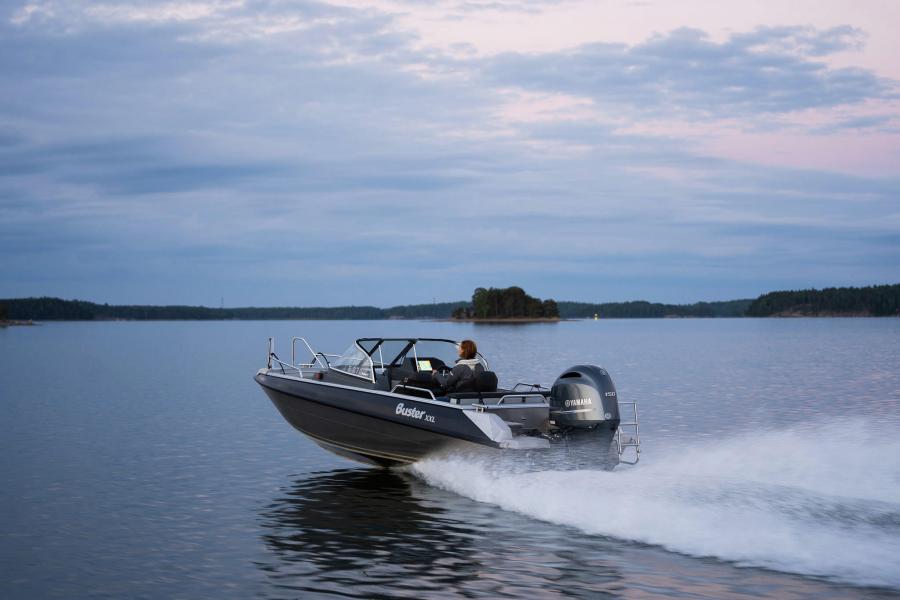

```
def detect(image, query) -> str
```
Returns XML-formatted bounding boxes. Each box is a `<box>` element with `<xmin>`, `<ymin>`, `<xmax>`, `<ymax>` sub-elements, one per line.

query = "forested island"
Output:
<box><xmin>1</xmin><ymin>284</ymin><xmax>897</xmax><ymax>322</ymax></box>
<box><xmin>451</xmin><ymin>287</ymin><xmax>559</xmax><ymax>321</ymax></box>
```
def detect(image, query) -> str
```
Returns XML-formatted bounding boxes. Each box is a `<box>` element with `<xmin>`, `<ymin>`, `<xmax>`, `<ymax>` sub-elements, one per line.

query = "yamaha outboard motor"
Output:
<box><xmin>549</xmin><ymin>365</ymin><xmax>621</xmax><ymax>469</ymax></box>
<box><xmin>550</xmin><ymin>365</ymin><xmax>621</xmax><ymax>430</ymax></box>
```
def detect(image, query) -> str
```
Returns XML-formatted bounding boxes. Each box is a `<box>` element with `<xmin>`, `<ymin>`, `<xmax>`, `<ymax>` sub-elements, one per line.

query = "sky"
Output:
<box><xmin>1</xmin><ymin>0</ymin><xmax>899</xmax><ymax>307</ymax></box>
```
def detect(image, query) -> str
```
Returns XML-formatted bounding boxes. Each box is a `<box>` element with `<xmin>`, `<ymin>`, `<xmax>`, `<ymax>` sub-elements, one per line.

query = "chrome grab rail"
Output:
<box><xmin>267</xmin><ymin>336</ymin><xmax>335</xmax><ymax>376</ymax></box>
<box><xmin>486</xmin><ymin>393</ymin><xmax>548</xmax><ymax>406</ymax></box>
<box><xmin>390</xmin><ymin>384</ymin><xmax>436</xmax><ymax>401</ymax></box>
<box><xmin>266</xmin><ymin>338</ymin><xmax>302</xmax><ymax>376</ymax></box>
<box><xmin>292</xmin><ymin>337</ymin><xmax>328</xmax><ymax>368</ymax></box>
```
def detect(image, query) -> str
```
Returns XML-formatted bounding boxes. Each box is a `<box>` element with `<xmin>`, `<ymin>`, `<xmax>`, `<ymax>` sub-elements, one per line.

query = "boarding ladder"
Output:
<box><xmin>615</xmin><ymin>401</ymin><xmax>641</xmax><ymax>465</ymax></box>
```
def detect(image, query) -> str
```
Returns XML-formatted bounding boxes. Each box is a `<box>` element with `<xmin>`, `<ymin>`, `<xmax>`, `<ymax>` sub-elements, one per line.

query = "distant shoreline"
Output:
<box><xmin>441</xmin><ymin>317</ymin><xmax>565</xmax><ymax>324</ymax></box>
<box><xmin>1</xmin><ymin>284</ymin><xmax>898</xmax><ymax>321</ymax></box>
<box><xmin>2</xmin><ymin>316</ymin><xmax>897</xmax><ymax>325</ymax></box>
<box><xmin>764</xmin><ymin>312</ymin><xmax>897</xmax><ymax>317</ymax></box>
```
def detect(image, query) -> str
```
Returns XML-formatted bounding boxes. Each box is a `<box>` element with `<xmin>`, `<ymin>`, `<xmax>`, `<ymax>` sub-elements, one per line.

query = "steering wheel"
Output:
<box><xmin>435</xmin><ymin>365</ymin><xmax>453</xmax><ymax>376</ymax></box>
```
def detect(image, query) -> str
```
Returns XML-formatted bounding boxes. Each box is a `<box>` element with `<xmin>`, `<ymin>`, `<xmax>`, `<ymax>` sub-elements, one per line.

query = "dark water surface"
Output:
<box><xmin>2</xmin><ymin>319</ymin><xmax>899</xmax><ymax>599</ymax></box>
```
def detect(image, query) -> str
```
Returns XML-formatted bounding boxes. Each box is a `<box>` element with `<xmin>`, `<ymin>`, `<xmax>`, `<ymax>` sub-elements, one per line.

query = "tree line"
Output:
<box><xmin>746</xmin><ymin>284</ymin><xmax>900</xmax><ymax>316</ymax></box>
<box><xmin>557</xmin><ymin>299</ymin><xmax>752</xmax><ymax>318</ymax></box>
<box><xmin>3</xmin><ymin>284</ymin><xmax>897</xmax><ymax>321</ymax></box>
<box><xmin>0</xmin><ymin>297</ymin><xmax>468</xmax><ymax>321</ymax></box>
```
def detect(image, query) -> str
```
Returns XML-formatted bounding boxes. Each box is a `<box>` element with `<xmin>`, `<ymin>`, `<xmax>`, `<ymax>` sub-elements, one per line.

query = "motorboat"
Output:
<box><xmin>254</xmin><ymin>336</ymin><xmax>640</xmax><ymax>468</ymax></box>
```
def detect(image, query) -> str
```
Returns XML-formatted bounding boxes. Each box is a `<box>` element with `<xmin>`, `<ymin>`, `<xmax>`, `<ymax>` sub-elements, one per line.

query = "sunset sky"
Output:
<box><xmin>1</xmin><ymin>0</ymin><xmax>898</xmax><ymax>306</ymax></box>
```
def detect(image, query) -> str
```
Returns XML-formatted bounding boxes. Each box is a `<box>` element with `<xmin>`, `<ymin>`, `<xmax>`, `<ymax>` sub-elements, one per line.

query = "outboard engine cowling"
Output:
<box><xmin>549</xmin><ymin>365</ymin><xmax>620</xmax><ymax>430</ymax></box>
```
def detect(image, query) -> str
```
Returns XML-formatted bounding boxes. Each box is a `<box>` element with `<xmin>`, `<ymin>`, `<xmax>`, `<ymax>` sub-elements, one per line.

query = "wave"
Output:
<box><xmin>410</xmin><ymin>419</ymin><xmax>900</xmax><ymax>589</ymax></box>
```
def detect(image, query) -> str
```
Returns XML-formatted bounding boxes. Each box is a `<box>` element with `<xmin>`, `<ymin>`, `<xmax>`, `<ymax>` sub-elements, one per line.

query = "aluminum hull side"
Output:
<box><xmin>255</xmin><ymin>373</ymin><xmax>497</xmax><ymax>466</ymax></box>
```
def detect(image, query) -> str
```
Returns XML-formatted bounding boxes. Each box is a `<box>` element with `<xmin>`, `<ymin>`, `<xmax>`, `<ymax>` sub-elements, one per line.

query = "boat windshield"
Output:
<box><xmin>331</xmin><ymin>343</ymin><xmax>374</xmax><ymax>380</ymax></box>
<box><xmin>406</xmin><ymin>340</ymin><xmax>459</xmax><ymax>370</ymax></box>
<box><xmin>371</xmin><ymin>340</ymin><xmax>411</xmax><ymax>369</ymax></box>
<box><xmin>333</xmin><ymin>338</ymin><xmax>488</xmax><ymax>379</ymax></box>
<box><xmin>402</xmin><ymin>339</ymin><xmax>488</xmax><ymax>371</ymax></box>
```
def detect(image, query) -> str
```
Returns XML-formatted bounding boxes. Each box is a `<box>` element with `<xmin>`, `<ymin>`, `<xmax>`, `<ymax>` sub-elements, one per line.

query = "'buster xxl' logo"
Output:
<box><xmin>395</xmin><ymin>402</ymin><xmax>436</xmax><ymax>423</ymax></box>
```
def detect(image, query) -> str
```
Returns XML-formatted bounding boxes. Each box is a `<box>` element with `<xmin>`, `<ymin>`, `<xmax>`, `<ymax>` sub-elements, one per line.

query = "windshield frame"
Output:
<box><xmin>329</xmin><ymin>341</ymin><xmax>377</xmax><ymax>382</ymax></box>
<box><xmin>354</xmin><ymin>338</ymin><xmax>489</xmax><ymax>371</ymax></box>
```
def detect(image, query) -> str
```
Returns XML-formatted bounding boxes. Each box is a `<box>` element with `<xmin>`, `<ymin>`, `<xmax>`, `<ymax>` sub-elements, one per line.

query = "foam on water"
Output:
<box><xmin>410</xmin><ymin>419</ymin><xmax>900</xmax><ymax>589</ymax></box>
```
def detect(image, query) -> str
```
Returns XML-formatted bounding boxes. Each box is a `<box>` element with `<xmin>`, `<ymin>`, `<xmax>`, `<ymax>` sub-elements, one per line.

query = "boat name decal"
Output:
<box><xmin>564</xmin><ymin>397</ymin><xmax>592</xmax><ymax>407</ymax></box>
<box><xmin>395</xmin><ymin>403</ymin><xmax>436</xmax><ymax>423</ymax></box>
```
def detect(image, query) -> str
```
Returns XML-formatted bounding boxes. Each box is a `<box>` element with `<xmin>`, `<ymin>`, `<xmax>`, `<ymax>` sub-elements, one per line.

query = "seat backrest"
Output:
<box><xmin>473</xmin><ymin>370</ymin><xmax>498</xmax><ymax>393</ymax></box>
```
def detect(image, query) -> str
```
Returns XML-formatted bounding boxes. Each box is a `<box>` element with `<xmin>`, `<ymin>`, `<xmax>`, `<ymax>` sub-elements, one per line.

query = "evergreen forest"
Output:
<box><xmin>451</xmin><ymin>287</ymin><xmax>559</xmax><ymax>319</ymax></box>
<box><xmin>2</xmin><ymin>283</ymin><xmax>897</xmax><ymax>321</ymax></box>
<box><xmin>746</xmin><ymin>284</ymin><xmax>900</xmax><ymax>316</ymax></box>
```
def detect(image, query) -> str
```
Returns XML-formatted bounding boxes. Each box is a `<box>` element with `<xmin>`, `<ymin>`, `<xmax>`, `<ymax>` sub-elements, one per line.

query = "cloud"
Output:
<box><xmin>481</xmin><ymin>26</ymin><xmax>894</xmax><ymax>119</ymax></box>
<box><xmin>1</xmin><ymin>3</ymin><xmax>898</xmax><ymax>306</ymax></box>
<box><xmin>729</xmin><ymin>24</ymin><xmax>866</xmax><ymax>57</ymax></box>
<box><xmin>810</xmin><ymin>114</ymin><xmax>898</xmax><ymax>135</ymax></box>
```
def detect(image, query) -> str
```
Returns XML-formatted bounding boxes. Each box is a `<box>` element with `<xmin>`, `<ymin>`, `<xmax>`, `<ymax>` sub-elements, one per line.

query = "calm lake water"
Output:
<box><xmin>2</xmin><ymin>319</ymin><xmax>899</xmax><ymax>599</ymax></box>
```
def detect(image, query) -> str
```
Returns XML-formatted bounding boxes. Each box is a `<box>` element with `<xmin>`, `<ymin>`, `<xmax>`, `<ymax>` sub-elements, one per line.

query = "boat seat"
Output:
<box><xmin>441</xmin><ymin>368</ymin><xmax>497</xmax><ymax>394</ymax></box>
<box><xmin>474</xmin><ymin>370</ymin><xmax>498</xmax><ymax>393</ymax></box>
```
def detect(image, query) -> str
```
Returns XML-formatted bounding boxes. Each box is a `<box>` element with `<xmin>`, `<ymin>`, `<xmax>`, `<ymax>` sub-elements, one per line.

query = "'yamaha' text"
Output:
<box><xmin>564</xmin><ymin>397</ymin><xmax>593</xmax><ymax>407</ymax></box>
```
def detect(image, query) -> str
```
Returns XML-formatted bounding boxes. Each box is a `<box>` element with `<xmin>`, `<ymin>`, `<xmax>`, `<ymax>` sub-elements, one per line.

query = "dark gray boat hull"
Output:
<box><xmin>255</xmin><ymin>372</ymin><xmax>499</xmax><ymax>466</ymax></box>
<box><xmin>255</xmin><ymin>370</ymin><xmax>625</xmax><ymax>469</ymax></box>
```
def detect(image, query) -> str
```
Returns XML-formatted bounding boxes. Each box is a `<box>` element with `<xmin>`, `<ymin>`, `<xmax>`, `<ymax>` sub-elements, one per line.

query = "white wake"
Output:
<box><xmin>410</xmin><ymin>419</ymin><xmax>900</xmax><ymax>589</ymax></box>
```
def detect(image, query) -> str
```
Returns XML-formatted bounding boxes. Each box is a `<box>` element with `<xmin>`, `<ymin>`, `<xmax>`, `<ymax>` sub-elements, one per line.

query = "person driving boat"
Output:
<box><xmin>432</xmin><ymin>339</ymin><xmax>483</xmax><ymax>392</ymax></box>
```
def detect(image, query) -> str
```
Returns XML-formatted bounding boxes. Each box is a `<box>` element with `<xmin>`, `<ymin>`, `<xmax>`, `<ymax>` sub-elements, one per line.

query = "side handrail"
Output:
<box><xmin>390</xmin><ymin>384</ymin><xmax>437</xmax><ymax>401</ymax></box>
<box><xmin>487</xmin><ymin>393</ymin><xmax>548</xmax><ymax>406</ymax></box>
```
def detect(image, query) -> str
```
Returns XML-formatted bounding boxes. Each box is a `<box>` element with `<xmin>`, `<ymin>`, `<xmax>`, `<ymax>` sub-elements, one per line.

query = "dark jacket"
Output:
<box><xmin>434</xmin><ymin>359</ymin><xmax>484</xmax><ymax>393</ymax></box>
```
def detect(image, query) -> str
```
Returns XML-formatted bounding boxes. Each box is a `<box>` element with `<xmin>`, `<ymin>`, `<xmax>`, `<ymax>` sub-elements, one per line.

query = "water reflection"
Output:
<box><xmin>257</xmin><ymin>468</ymin><xmax>633</xmax><ymax>599</ymax></box>
<box><xmin>258</xmin><ymin>468</ymin><xmax>483</xmax><ymax>598</ymax></box>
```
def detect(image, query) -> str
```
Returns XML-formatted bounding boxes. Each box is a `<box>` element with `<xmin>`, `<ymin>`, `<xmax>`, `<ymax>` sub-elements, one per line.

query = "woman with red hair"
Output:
<box><xmin>433</xmin><ymin>339</ymin><xmax>483</xmax><ymax>393</ymax></box>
